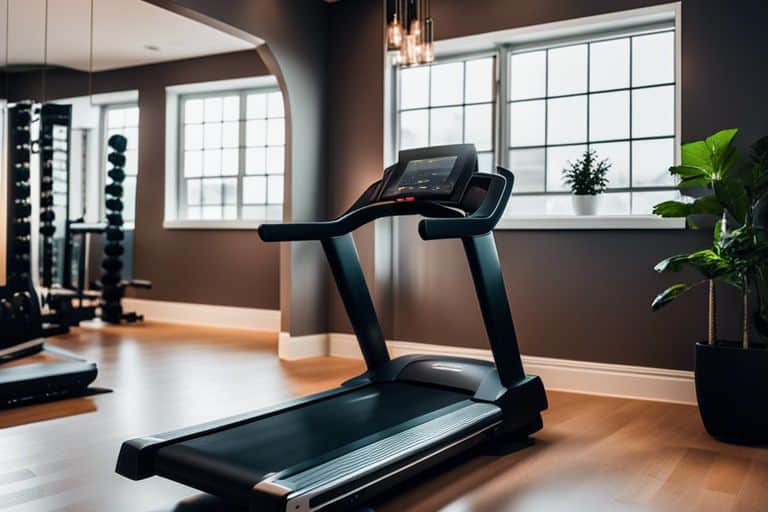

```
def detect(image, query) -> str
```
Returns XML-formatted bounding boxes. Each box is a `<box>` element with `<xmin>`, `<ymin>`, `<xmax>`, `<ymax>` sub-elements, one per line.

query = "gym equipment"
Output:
<box><xmin>99</xmin><ymin>134</ymin><xmax>151</xmax><ymax>324</ymax></box>
<box><xmin>6</xmin><ymin>102</ymin><xmax>35</xmax><ymax>292</ymax></box>
<box><xmin>38</xmin><ymin>103</ymin><xmax>71</xmax><ymax>290</ymax></box>
<box><xmin>34</xmin><ymin>103</ymin><xmax>95</xmax><ymax>335</ymax></box>
<box><xmin>0</xmin><ymin>101</ymin><xmax>99</xmax><ymax>408</ymax></box>
<box><xmin>116</xmin><ymin>144</ymin><xmax>548</xmax><ymax>512</ymax></box>
<box><xmin>0</xmin><ymin>279</ymin><xmax>97</xmax><ymax>408</ymax></box>
<box><xmin>22</xmin><ymin>107</ymin><xmax>151</xmax><ymax>329</ymax></box>
<box><xmin>44</xmin><ymin>220</ymin><xmax>107</xmax><ymax>329</ymax></box>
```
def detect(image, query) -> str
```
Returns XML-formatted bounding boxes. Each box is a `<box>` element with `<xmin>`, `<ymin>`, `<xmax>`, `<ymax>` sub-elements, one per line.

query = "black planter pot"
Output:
<box><xmin>695</xmin><ymin>341</ymin><xmax>768</xmax><ymax>444</ymax></box>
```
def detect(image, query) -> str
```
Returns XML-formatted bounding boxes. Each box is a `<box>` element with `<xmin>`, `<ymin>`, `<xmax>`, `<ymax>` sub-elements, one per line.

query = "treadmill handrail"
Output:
<box><xmin>258</xmin><ymin>201</ymin><xmax>463</xmax><ymax>242</ymax></box>
<box><xmin>419</xmin><ymin>166</ymin><xmax>513</xmax><ymax>241</ymax></box>
<box><xmin>258</xmin><ymin>167</ymin><xmax>514</xmax><ymax>242</ymax></box>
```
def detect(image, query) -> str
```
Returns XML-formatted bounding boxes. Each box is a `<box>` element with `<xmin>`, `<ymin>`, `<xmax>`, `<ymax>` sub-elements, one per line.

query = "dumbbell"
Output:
<box><xmin>106</xmin><ymin>213</ymin><xmax>124</xmax><ymax>227</ymax></box>
<box><xmin>108</xmin><ymin>152</ymin><xmax>126</xmax><ymax>168</ymax></box>
<box><xmin>108</xmin><ymin>134</ymin><xmax>128</xmax><ymax>152</ymax></box>
<box><xmin>102</xmin><ymin>257</ymin><xmax>124</xmax><ymax>273</ymax></box>
<box><xmin>15</xmin><ymin>183</ymin><xmax>31</xmax><ymax>199</ymax></box>
<box><xmin>14</xmin><ymin>202</ymin><xmax>32</xmax><ymax>218</ymax></box>
<box><xmin>105</xmin><ymin>183</ymin><xmax>124</xmax><ymax>198</ymax></box>
<box><xmin>101</xmin><ymin>273</ymin><xmax>121</xmax><ymax>287</ymax></box>
<box><xmin>106</xmin><ymin>198</ymin><xmax>124</xmax><ymax>212</ymax></box>
<box><xmin>14</xmin><ymin>222</ymin><xmax>31</xmax><ymax>237</ymax></box>
<box><xmin>15</xmin><ymin>167</ymin><xmax>30</xmax><ymax>182</ymax></box>
<box><xmin>106</xmin><ymin>227</ymin><xmax>124</xmax><ymax>242</ymax></box>
<box><xmin>40</xmin><ymin>210</ymin><xmax>56</xmax><ymax>223</ymax></box>
<box><xmin>104</xmin><ymin>243</ymin><xmax>125</xmax><ymax>257</ymax></box>
<box><xmin>108</xmin><ymin>168</ymin><xmax>126</xmax><ymax>182</ymax></box>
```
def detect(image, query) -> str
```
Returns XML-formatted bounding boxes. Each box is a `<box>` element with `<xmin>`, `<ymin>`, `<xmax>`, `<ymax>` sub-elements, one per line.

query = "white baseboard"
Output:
<box><xmin>328</xmin><ymin>333</ymin><xmax>696</xmax><ymax>405</ymax></box>
<box><xmin>121</xmin><ymin>298</ymin><xmax>280</xmax><ymax>332</ymax></box>
<box><xmin>278</xmin><ymin>332</ymin><xmax>329</xmax><ymax>360</ymax></box>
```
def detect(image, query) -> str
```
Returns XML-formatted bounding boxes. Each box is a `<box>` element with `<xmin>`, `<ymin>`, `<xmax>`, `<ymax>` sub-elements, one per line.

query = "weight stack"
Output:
<box><xmin>6</xmin><ymin>102</ymin><xmax>35</xmax><ymax>293</ymax></box>
<box><xmin>101</xmin><ymin>134</ymin><xmax>128</xmax><ymax>324</ymax></box>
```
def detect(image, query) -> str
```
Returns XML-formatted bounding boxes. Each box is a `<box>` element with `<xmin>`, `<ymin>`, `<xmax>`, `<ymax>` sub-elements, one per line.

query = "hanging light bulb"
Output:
<box><xmin>404</xmin><ymin>33</ymin><xmax>419</xmax><ymax>66</ymax></box>
<box><xmin>409</xmin><ymin>18</ymin><xmax>422</xmax><ymax>40</ymax></box>
<box><xmin>387</xmin><ymin>13</ymin><xmax>403</xmax><ymax>50</ymax></box>
<box><xmin>389</xmin><ymin>0</ymin><xmax>435</xmax><ymax>67</ymax></box>
<box><xmin>421</xmin><ymin>17</ymin><xmax>434</xmax><ymax>63</ymax></box>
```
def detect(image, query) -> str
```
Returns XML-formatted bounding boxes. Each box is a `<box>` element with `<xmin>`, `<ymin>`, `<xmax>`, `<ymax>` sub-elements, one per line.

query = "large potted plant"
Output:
<box><xmin>652</xmin><ymin>129</ymin><xmax>768</xmax><ymax>444</ymax></box>
<box><xmin>562</xmin><ymin>149</ymin><xmax>611</xmax><ymax>215</ymax></box>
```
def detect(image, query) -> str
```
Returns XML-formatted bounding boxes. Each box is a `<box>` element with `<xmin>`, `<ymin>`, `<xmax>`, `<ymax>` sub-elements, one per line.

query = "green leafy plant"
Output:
<box><xmin>562</xmin><ymin>149</ymin><xmax>610</xmax><ymax>195</ymax></box>
<box><xmin>651</xmin><ymin>129</ymin><xmax>768</xmax><ymax>347</ymax></box>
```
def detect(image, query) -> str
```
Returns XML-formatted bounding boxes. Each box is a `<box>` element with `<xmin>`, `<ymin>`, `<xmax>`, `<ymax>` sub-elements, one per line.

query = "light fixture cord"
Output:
<box><xmin>89</xmin><ymin>0</ymin><xmax>94</xmax><ymax>101</ymax></box>
<box><xmin>42</xmin><ymin>0</ymin><xmax>48</xmax><ymax>102</ymax></box>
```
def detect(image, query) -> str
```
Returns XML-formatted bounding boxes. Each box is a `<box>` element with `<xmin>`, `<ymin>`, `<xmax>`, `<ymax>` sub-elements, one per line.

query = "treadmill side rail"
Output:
<box><xmin>250</xmin><ymin>402</ymin><xmax>501</xmax><ymax>512</ymax></box>
<box><xmin>116</xmin><ymin>383</ymin><xmax>367</xmax><ymax>480</ymax></box>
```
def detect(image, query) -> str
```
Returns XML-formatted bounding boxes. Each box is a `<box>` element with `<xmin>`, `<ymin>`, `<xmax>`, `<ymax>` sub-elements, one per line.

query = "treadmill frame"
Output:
<box><xmin>117</xmin><ymin>158</ymin><xmax>548</xmax><ymax>511</ymax></box>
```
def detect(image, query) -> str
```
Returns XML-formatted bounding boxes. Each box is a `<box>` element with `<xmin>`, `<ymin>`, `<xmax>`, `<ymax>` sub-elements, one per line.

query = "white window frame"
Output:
<box><xmin>392</xmin><ymin>4</ymin><xmax>684</xmax><ymax>230</ymax></box>
<box><xmin>163</xmin><ymin>76</ymin><xmax>283</xmax><ymax>230</ymax></box>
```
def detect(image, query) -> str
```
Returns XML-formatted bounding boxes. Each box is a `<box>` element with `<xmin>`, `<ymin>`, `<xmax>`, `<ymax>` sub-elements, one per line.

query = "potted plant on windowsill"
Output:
<box><xmin>652</xmin><ymin>128</ymin><xmax>768</xmax><ymax>444</ymax></box>
<box><xmin>562</xmin><ymin>149</ymin><xmax>610</xmax><ymax>216</ymax></box>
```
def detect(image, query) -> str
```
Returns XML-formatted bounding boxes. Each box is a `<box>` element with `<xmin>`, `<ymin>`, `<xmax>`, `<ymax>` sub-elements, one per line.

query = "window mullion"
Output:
<box><xmin>543</xmin><ymin>49</ymin><xmax>549</xmax><ymax>193</ymax></box>
<box><xmin>177</xmin><ymin>96</ymin><xmax>188</xmax><ymax>220</ymax></box>
<box><xmin>497</xmin><ymin>48</ymin><xmax>509</xmax><ymax>171</ymax></box>
<box><xmin>238</xmin><ymin>91</ymin><xmax>247</xmax><ymax>220</ymax></box>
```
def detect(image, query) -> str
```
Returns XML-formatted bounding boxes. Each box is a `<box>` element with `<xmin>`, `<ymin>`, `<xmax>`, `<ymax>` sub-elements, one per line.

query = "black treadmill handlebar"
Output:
<box><xmin>258</xmin><ymin>201</ymin><xmax>464</xmax><ymax>242</ymax></box>
<box><xmin>418</xmin><ymin>167</ymin><xmax>513</xmax><ymax>240</ymax></box>
<box><xmin>258</xmin><ymin>167</ymin><xmax>514</xmax><ymax>242</ymax></box>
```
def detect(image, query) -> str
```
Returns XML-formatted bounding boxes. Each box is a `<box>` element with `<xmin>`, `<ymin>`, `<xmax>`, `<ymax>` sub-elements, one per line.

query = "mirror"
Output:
<box><xmin>1</xmin><ymin>0</ymin><xmax>279</xmax><ymax>327</ymax></box>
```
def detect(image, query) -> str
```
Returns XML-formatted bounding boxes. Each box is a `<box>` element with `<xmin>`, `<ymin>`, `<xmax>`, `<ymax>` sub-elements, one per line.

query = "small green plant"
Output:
<box><xmin>562</xmin><ymin>149</ymin><xmax>611</xmax><ymax>195</ymax></box>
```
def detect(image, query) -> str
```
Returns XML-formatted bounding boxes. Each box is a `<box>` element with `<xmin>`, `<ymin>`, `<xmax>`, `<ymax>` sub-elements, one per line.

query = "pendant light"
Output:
<box><xmin>387</xmin><ymin>0</ymin><xmax>434</xmax><ymax>67</ymax></box>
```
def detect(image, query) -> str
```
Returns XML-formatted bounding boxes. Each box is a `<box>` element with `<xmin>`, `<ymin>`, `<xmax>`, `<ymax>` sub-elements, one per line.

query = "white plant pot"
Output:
<box><xmin>572</xmin><ymin>194</ymin><xmax>601</xmax><ymax>216</ymax></box>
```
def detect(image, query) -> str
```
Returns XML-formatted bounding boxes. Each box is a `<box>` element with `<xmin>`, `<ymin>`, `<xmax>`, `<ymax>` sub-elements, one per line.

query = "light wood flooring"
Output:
<box><xmin>1</xmin><ymin>322</ymin><xmax>767</xmax><ymax>511</ymax></box>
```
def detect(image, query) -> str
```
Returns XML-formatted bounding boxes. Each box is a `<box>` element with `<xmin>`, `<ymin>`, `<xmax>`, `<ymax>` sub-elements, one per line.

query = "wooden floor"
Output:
<box><xmin>1</xmin><ymin>323</ymin><xmax>767</xmax><ymax>512</ymax></box>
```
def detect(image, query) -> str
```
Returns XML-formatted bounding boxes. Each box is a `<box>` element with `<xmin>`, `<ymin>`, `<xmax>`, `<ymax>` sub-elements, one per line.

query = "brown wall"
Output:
<box><xmin>106</xmin><ymin>52</ymin><xmax>281</xmax><ymax>309</ymax></box>
<box><xmin>325</xmin><ymin>0</ymin><xmax>765</xmax><ymax>370</ymax></box>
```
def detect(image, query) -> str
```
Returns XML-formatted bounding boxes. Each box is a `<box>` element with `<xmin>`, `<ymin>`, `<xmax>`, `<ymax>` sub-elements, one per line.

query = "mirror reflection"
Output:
<box><xmin>1</xmin><ymin>0</ymin><xmax>277</xmax><ymax>333</ymax></box>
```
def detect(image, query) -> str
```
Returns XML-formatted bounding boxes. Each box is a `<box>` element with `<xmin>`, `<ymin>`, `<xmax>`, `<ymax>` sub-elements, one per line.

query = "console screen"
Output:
<box><xmin>390</xmin><ymin>156</ymin><xmax>458</xmax><ymax>196</ymax></box>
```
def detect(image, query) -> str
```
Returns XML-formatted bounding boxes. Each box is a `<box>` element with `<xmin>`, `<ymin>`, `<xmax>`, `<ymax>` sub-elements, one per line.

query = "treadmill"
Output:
<box><xmin>116</xmin><ymin>144</ymin><xmax>548</xmax><ymax>512</ymax></box>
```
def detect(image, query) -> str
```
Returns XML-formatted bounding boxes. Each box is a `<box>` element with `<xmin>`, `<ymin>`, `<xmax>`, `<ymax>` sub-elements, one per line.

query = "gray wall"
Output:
<box><xmin>325</xmin><ymin>0</ymin><xmax>763</xmax><ymax>370</ymax></box>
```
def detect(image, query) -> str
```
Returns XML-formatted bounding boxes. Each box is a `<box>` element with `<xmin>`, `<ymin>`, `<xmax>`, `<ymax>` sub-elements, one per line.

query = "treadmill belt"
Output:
<box><xmin>154</xmin><ymin>382</ymin><xmax>469</xmax><ymax>501</ymax></box>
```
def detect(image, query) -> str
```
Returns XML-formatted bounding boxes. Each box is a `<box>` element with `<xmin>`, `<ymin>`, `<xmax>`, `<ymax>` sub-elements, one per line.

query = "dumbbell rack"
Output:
<box><xmin>101</xmin><ymin>134</ymin><xmax>130</xmax><ymax>324</ymax></box>
<box><xmin>38</xmin><ymin>103</ymin><xmax>72</xmax><ymax>289</ymax></box>
<box><xmin>6</xmin><ymin>102</ymin><xmax>35</xmax><ymax>293</ymax></box>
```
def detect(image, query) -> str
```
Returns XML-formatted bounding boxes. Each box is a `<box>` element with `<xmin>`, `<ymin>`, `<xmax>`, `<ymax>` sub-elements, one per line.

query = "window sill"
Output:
<box><xmin>495</xmin><ymin>215</ymin><xmax>685</xmax><ymax>230</ymax></box>
<box><xmin>163</xmin><ymin>219</ymin><xmax>281</xmax><ymax>230</ymax></box>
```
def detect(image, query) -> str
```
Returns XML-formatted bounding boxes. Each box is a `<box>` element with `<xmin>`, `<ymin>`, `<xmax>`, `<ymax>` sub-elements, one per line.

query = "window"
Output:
<box><xmin>506</xmin><ymin>29</ymin><xmax>677</xmax><ymax>216</ymax></box>
<box><xmin>398</xmin><ymin>55</ymin><xmax>496</xmax><ymax>172</ymax></box>
<box><xmin>394</xmin><ymin>17</ymin><xmax>680</xmax><ymax>222</ymax></box>
<box><xmin>104</xmin><ymin>104</ymin><xmax>139</xmax><ymax>223</ymax></box>
<box><xmin>178</xmin><ymin>88</ymin><xmax>284</xmax><ymax>222</ymax></box>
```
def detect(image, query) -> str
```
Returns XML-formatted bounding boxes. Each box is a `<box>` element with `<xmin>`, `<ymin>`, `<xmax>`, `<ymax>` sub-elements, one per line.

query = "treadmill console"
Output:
<box><xmin>379</xmin><ymin>144</ymin><xmax>477</xmax><ymax>204</ymax></box>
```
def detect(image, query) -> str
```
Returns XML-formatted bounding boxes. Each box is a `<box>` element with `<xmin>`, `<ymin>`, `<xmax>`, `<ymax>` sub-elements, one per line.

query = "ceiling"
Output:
<box><xmin>0</xmin><ymin>0</ymin><xmax>260</xmax><ymax>72</ymax></box>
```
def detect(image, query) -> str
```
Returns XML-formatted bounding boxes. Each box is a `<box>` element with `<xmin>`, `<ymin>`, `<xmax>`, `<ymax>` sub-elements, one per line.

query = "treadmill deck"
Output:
<box><xmin>152</xmin><ymin>381</ymin><xmax>500</xmax><ymax>505</ymax></box>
